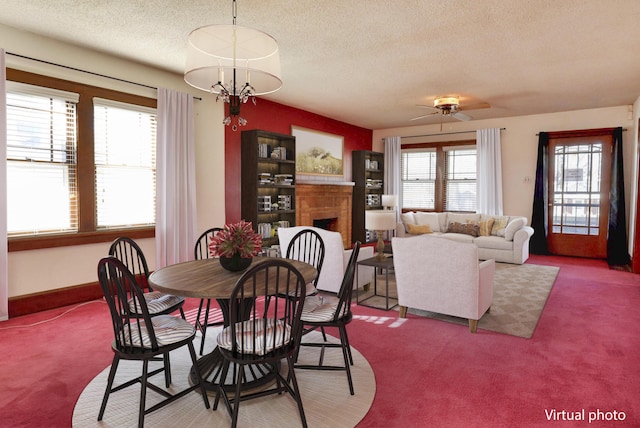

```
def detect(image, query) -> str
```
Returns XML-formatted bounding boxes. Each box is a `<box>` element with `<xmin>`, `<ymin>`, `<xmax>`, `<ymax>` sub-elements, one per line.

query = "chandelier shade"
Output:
<box><xmin>184</xmin><ymin>0</ymin><xmax>283</xmax><ymax>131</ymax></box>
<box><xmin>184</xmin><ymin>24</ymin><xmax>282</xmax><ymax>96</ymax></box>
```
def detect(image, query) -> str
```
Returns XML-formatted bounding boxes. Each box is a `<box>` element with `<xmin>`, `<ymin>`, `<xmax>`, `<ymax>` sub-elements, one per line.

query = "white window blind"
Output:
<box><xmin>401</xmin><ymin>149</ymin><xmax>436</xmax><ymax>209</ymax></box>
<box><xmin>444</xmin><ymin>146</ymin><xmax>476</xmax><ymax>212</ymax></box>
<box><xmin>94</xmin><ymin>98</ymin><xmax>157</xmax><ymax>229</ymax></box>
<box><xmin>6</xmin><ymin>83</ymin><xmax>78</xmax><ymax>236</ymax></box>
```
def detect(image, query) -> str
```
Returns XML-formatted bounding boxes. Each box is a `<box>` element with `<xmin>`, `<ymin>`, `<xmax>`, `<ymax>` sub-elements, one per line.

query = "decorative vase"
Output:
<box><xmin>219</xmin><ymin>253</ymin><xmax>253</xmax><ymax>272</ymax></box>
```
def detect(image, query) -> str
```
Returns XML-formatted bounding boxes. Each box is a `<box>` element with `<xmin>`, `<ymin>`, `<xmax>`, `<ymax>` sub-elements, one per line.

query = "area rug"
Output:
<box><xmin>361</xmin><ymin>263</ymin><xmax>560</xmax><ymax>339</ymax></box>
<box><xmin>72</xmin><ymin>330</ymin><xmax>375</xmax><ymax>427</ymax></box>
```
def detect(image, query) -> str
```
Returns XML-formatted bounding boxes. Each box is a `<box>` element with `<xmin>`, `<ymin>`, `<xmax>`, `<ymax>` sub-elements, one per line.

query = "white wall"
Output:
<box><xmin>373</xmin><ymin>105</ymin><xmax>637</xmax><ymax>253</ymax></box>
<box><xmin>2</xmin><ymin>24</ymin><xmax>226</xmax><ymax>297</ymax></box>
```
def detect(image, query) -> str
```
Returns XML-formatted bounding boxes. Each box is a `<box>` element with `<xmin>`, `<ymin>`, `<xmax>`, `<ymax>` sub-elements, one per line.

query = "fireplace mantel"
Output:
<box><xmin>296</xmin><ymin>183</ymin><xmax>354</xmax><ymax>248</ymax></box>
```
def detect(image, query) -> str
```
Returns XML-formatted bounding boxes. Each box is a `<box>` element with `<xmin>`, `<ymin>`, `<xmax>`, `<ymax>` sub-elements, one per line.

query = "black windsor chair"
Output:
<box><xmin>294</xmin><ymin>241</ymin><xmax>361</xmax><ymax>395</ymax></box>
<box><xmin>193</xmin><ymin>227</ymin><xmax>224</xmax><ymax>355</ymax></box>
<box><xmin>96</xmin><ymin>256</ymin><xmax>210</xmax><ymax>428</ymax></box>
<box><xmin>213</xmin><ymin>259</ymin><xmax>308</xmax><ymax>428</ymax></box>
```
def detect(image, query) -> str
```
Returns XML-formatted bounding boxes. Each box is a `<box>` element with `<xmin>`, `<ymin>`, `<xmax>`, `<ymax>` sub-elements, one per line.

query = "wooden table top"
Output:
<box><xmin>148</xmin><ymin>257</ymin><xmax>317</xmax><ymax>300</ymax></box>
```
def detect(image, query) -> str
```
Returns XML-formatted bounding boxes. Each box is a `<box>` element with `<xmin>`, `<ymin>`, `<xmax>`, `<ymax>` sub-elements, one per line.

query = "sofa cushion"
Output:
<box><xmin>414</xmin><ymin>212</ymin><xmax>441</xmax><ymax>232</ymax></box>
<box><xmin>504</xmin><ymin>217</ymin><xmax>526</xmax><ymax>241</ymax></box>
<box><xmin>478</xmin><ymin>219</ymin><xmax>495</xmax><ymax>237</ymax></box>
<box><xmin>490</xmin><ymin>216</ymin><xmax>510</xmax><ymax>237</ymax></box>
<box><xmin>473</xmin><ymin>235</ymin><xmax>514</xmax><ymax>250</ymax></box>
<box><xmin>446</xmin><ymin>213</ymin><xmax>481</xmax><ymax>229</ymax></box>
<box><xmin>401</xmin><ymin>212</ymin><xmax>417</xmax><ymax>232</ymax></box>
<box><xmin>447</xmin><ymin>221</ymin><xmax>479</xmax><ymax>237</ymax></box>
<box><xmin>440</xmin><ymin>233</ymin><xmax>475</xmax><ymax>244</ymax></box>
<box><xmin>407</xmin><ymin>223</ymin><xmax>433</xmax><ymax>235</ymax></box>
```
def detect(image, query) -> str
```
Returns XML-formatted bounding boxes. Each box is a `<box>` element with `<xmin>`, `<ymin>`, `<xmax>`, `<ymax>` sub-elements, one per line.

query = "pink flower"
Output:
<box><xmin>208</xmin><ymin>220</ymin><xmax>263</xmax><ymax>258</ymax></box>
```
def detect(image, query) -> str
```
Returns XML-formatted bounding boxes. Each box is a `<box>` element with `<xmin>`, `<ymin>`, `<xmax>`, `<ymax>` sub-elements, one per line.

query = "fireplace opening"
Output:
<box><xmin>313</xmin><ymin>217</ymin><xmax>338</xmax><ymax>232</ymax></box>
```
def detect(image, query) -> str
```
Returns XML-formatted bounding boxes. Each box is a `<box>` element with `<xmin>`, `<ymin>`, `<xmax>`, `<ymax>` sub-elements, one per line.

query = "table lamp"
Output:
<box><xmin>365</xmin><ymin>210</ymin><xmax>397</xmax><ymax>260</ymax></box>
<box><xmin>381</xmin><ymin>194</ymin><xmax>398</xmax><ymax>210</ymax></box>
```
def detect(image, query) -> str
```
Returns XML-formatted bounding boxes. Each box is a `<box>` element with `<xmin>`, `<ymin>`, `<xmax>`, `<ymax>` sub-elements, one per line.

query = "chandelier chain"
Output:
<box><xmin>232</xmin><ymin>0</ymin><xmax>237</xmax><ymax>25</ymax></box>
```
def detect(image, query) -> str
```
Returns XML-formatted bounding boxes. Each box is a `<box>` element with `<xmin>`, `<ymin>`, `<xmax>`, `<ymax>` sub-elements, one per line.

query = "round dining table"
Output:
<box><xmin>148</xmin><ymin>256</ymin><xmax>317</xmax><ymax>393</ymax></box>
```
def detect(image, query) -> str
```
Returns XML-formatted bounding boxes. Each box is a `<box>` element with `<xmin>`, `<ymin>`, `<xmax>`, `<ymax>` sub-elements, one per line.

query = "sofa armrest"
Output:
<box><xmin>396</xmin><ymin>222</ymin><xmax>407</xmax><ymax>237</ymax></box>
<box><xmin>478</xmin><ymin>259</ymin><xmax>495</xmax><ymax>316</ymax></box>
<box><xmin>512</xmin><ymin>226</ymin><xmax>534</xmax><ymax>264</ymax></box>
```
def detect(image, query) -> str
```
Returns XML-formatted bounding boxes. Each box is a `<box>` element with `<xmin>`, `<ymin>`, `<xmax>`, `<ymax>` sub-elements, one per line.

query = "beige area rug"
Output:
<box><xmin>73</xmin><ymin>330</ymin><xmax>375</xmax><ymax>428</ymax></box>
<box><xmin>359</xmin><ymin>263</ymin><xmax>559</xmax><ymax>339</ymax></box>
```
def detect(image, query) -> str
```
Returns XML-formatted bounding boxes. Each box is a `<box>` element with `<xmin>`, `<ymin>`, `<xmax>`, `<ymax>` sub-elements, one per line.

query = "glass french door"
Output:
<box><xmin>547</xmin><ymin>135</ymin><xmax>612</xmax><ymax>258</ymax></box>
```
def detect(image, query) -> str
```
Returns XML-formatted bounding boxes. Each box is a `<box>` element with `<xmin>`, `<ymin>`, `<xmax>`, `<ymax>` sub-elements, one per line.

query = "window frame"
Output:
<box><xmin>7</xmin><ymin>68</ymin><xmax>157</xmax><ymax>252</ymax></box>
<box><xmin>400</xmin><ymin>140</ymin><xmax>476</xmax><ymax>213</ymax></box>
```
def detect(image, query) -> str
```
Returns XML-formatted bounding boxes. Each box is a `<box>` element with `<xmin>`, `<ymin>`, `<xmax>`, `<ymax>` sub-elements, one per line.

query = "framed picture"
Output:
<box><xmin>292</xmin><ymin>126</ymin><xmax>344</xmax><ymax>177</ymax></box>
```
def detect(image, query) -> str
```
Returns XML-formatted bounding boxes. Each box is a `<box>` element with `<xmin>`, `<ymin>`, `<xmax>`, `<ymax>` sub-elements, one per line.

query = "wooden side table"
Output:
<box><xmin>356</xmin><ymin>255</ymin><xmax>398</xmax><ymax>311</ymax></box>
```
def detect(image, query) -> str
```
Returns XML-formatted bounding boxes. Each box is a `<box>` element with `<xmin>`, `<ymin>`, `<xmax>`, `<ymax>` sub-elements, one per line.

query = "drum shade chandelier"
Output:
<box><xmin>184</xmin><ymin>0</ymin><xmax>282</xmax><ymax>131</ymax></box>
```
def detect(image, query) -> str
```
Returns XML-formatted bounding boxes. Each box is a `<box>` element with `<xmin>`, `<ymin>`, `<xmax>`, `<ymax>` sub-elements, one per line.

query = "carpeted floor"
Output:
<box><xmin>357</xmin><ymin>262</ymin><xmax>559</xmax><ymax>338</ymax></box>
<box><xmin>72</xmin><ymin>330</ymin><xmax>375</xmax><ymax>428</ymax></box>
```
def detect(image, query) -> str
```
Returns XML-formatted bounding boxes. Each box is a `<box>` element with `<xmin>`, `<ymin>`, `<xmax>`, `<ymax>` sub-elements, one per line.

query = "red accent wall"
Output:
<box><xmin>224</xmin><ymin>99</ymin><xmax>373</xmax><ymax>222</ymax></box>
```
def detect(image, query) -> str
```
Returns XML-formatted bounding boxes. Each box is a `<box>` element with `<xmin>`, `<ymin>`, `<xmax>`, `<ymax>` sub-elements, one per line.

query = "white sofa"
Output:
<box><xmin>392</xmin><ymin>235</ymin><xmax>495</xmax><ymax>333</ymax></box>
<box><xmin>397</xmin><ymin>211</ymin><xmax>534</xmax><ymax>265</ymax></box>
<box><xmin>278</xmin><ymin>226</ymin><xmax>374</xmax><ymax>293</ymax></box>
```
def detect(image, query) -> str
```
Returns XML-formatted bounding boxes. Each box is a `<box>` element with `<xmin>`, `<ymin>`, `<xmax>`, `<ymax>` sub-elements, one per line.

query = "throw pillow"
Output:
<box><xmin>401</xmin><ymin>212</ymin><xmax>416</xmax><ymax>233</ymax></box>
<box><xmin>446</xmin><ymin>221</ymin><xmax>479</xmax><ymax>237</ymax></box>
<box><xmin>407</xmin><ymin>223</ymin><xmax>433</xmax><ymax>235</ymax></box>
<box><xmin>478</xmin><ymin>219</ymin><xmax>495</xmax><ymax>237</ymax></box>
<box><xmin>414</xmin><ymin>212</ymin><xmax>441</xmax><ymax>232</ymax></box>
<box><xmin>491</xmin><ymin>216</ymin><xmax>509</xmax><ymax>237</ymax></box>
<box><xmin>504</xmin><ymin>217</ymin><xmax>526</xmax><ymax>241</ymax></box>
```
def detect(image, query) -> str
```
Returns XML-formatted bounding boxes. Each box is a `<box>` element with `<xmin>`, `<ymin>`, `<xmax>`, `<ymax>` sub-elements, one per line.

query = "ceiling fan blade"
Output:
<box><xmin>460</xmin><ymin>101</ymin><xmax>490</xmax><ymax>111</ymax></box>
<box><xmin>415</xmin><ymin>105</ymin><xmax>439</xmax><ymax>111</ymax></box>
<box><xmin>452</xmin><ymin>111</ymin><xmax>472</xmax><ymax>121</ymax></box>
<box><xmin>410</xmin><ymin>112</ymin><xmax>438</xmax><ymax>121</ymax></box>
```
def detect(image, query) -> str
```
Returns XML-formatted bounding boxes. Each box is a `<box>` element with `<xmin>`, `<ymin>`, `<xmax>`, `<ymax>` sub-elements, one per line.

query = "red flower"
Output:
<box><xmin>208</xmin><ymin>220</ymin><xmax>263</xmax><ymax>258</ymax></box>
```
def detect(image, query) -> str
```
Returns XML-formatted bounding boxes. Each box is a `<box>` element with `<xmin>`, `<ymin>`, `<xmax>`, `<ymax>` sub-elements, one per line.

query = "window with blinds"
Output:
<box><xmin>6</xmin><ymin>83</ymin><xmax>79</xmax><ymax>236</ymax></box>
<box><xmin>444</xmin><ymin>147</ymin><xmax>477</xmax><ymax>212</ymax></box>
<box><xmin>401</xmin><ymin>150</ymin><xmax>436</xmax><ymax>209</ymax></box>
<box><xmin>400</xmin><ymin>142</ymin><xmax>476</xmax><ymax>212</ymax></box>
<box><xmin>93</xmin><ymin>98</ymin><xmax>157</xmax><ymax>229</ymax></box>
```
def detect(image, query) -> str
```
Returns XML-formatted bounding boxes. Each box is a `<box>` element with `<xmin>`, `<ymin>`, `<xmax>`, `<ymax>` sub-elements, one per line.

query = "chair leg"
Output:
<box><xmin>286</xmin><ymin>355</ymin><xmax>308</xmax><ymax>428</ymax></box>
<box><xmin>139</xmin><ymin>359</ymin><xmax>149</xmax><ymax>428</ymax></box>
<box><xmin>339</xmin><ymin>326</ymin><xmax>355</xmax><ymax>395</ymax></box>
<box><xmin>469</xmin><ymin>319</ymin><xmax>478</xmax><ymax>333</ymax></box>
<box><xmin>179</xmin><ymin>306</ymin><xmax>186</xmax><ymax>320</ymax></box>
<box><xmin>98</xmin><ymin>355</ymin><xmax>120</xmax><ymax>421</ymax></box>
<box><xmin>187</xmin><ymin>341</ymin><xmax>211</xmax><ymax>409</ymax></box>
<box><xmin>199</xmin><ymin>299</ymin><xmax>211</xmax><ymax>355</ymax></box>
<box><xmin>230</xmin><ymin>365</ymin><xmax>245</xmax><ymax>428</ymax></box>
<box><xmin>163</xmin><ymin>353</ymin><xmax>171</xmax><ymax>387</ymax></box>
<box><xmin>341</xmin><ymin>325</ymin><xmax>354</xmax><ymax>366</ymax></box>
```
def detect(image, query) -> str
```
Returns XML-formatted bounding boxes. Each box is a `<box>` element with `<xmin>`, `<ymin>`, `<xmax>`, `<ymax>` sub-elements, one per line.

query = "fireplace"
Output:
<box><xmin>296</xmin><ymin>183</ymin><xmax>354</xmax><ymax>249</ymax></box>
<box><xmin>313</xmin><ymin>217</ymin><xmax>338</xmax><ymax>232</ymax></box>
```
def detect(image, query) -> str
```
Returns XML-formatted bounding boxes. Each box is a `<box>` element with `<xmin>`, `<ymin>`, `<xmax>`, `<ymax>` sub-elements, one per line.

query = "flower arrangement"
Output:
<box><xmin>209</xmin><ymin>220</ymin><xmax>263</xmax><ymax>259</ymax></box>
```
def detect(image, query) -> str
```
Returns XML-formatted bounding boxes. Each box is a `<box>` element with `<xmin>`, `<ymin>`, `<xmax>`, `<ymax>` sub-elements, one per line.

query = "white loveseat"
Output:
<box><xmin>278</xmin><ymin>226</ymin><xmax>374</xmax><ymax>293</ymax></box>
<box><xmin>392</xmin><ymin>235</ymin><xmax>495</xmax><ymax>333</ymax></box>
<box><xmin>397</xmin><ymin>212</ymin><xmax>534</xmax><ymax>265</ymax></box>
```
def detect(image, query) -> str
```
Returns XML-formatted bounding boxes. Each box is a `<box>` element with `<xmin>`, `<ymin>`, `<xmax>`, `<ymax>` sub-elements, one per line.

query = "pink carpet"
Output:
<box><xmin>1</xmin><ymin>254</ymin><xmax>639</xmax><ymax>427</ymax></box>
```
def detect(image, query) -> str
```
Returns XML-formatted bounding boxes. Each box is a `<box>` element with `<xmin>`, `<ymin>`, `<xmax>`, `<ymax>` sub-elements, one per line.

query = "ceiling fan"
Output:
<box><xmin>410</xmin><ymin>96</ymin><xmax>490</xmax><ymax>122</ymax></box>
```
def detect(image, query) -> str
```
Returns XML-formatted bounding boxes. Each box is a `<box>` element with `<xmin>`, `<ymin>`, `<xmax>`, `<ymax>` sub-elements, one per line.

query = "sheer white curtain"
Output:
<box><xmin>476</xmin><ymin>128</ymin><xmax>503</xmax><ymax>215</ymax></box>
<box><xmin>0</xmin><ymin>49</ymin><xmax>7</xmax><ymax>320</ymax></box>
<box><xmin>155</xmin><ymin>88</ymin><xmax>197</xmax><ymax>268</ymax></box>
<box><xmin>384</xmin><ymin>136</ymin><xmax>402</xmax><ymax>223</ymax></box>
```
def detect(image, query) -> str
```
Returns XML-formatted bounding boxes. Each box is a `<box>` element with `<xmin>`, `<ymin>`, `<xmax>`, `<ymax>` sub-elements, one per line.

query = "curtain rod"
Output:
<box><xmin>6</xmin><ymin>52</ymin><xmax>202</xmax><ymax>100</ymax></box>
<box><xmin>535</xmin><ymin>128</ymin><xmax>627</xmax><ymax>136</ymax></box>
<box><xmin>382</xmin><ymin>128</ymin><xmax>506</xmax><ymax>141</ymax></box>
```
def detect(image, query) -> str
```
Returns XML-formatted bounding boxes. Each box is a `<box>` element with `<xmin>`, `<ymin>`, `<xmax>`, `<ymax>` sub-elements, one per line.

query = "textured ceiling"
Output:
<box><xmin>1</xmin><ymin>0</ymin><xmax>640</xmax><ymax>129</ymax></box>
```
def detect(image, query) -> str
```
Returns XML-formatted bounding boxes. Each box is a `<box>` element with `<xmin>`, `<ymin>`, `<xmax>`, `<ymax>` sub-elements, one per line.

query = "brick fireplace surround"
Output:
<box><xmin>295</xmin><ymin>182</ymin><xmax>354</xmax><ymax>249</ymax></box>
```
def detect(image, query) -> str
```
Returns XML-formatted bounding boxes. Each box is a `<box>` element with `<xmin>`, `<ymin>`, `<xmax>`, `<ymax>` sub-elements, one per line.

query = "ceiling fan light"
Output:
<box><xmin>434</xmin><ymin>96</ymin><xmax>459</xmax><ymax>108</ymax></box>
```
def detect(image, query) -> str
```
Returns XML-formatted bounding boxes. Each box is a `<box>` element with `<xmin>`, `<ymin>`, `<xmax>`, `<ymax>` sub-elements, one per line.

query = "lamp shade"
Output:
<box><xmin>365</xmin><ymin>210</ymin><xmax>396</xmax><ymax>231</ymax></box>
<box><xmin>381</xmin><ymin>194</ymin><xmax>398</xmax><ymax>209</ymax></box>
<box><xmin>184</xmin><ymin>24</ymin><xmax>282</xmax><ymax>95</ymax></box>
